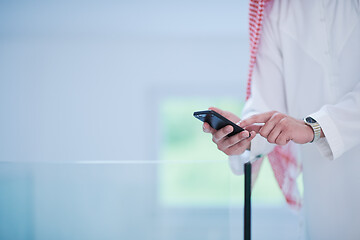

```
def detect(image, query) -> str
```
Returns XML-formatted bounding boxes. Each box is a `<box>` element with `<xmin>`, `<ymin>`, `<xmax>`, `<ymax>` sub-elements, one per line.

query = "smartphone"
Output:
<box><xmin>193</xmin><ymin>110</ymin><xmax>245</xmax><ymax>137</ymax></box>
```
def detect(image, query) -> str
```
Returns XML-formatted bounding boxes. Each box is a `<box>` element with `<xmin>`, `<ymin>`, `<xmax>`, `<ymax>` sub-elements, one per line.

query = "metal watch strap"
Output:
<box><xmin>304</xmin><ymin>117</ymin><xmax>321</xmax><ymax>143</ymax></box>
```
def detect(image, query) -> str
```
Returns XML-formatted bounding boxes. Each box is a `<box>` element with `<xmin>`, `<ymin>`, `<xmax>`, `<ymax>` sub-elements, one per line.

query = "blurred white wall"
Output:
<box><xmin>0</xmin><ymin>0</ymin><xmax>249</xmax><ymax>162</ymax></box>
<box><xmin>0</xmin><ymin>1</ymin><xmax>252</xmax><ymax>239</ymax></box>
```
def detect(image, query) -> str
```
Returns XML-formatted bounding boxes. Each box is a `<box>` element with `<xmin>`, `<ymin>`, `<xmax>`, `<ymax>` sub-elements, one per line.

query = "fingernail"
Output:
<box><xmin>226</xmin><ymin>126</ymin><xmax>233</xmax><ymax>132</ymax></box>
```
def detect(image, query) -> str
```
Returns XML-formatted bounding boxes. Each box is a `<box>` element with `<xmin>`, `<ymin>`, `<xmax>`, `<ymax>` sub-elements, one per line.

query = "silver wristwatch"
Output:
<box><xmin>303</xmin><ymin>116</ymin><xmax>321</xmax><ymax>143</ymax></box>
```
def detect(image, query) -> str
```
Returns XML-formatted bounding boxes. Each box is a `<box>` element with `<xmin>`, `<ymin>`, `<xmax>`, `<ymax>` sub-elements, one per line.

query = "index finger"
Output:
<box><xmin>239</xmin><ymin>111</ymin><xmax>276</xmax><ymax>127</ymax></box>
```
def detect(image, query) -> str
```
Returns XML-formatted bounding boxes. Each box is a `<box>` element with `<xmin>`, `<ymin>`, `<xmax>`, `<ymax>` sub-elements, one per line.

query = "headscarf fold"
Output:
<box><xmin>247</xmin><ymin>0</ymin><xmax>302</xmax><ymax>210</ymax></box>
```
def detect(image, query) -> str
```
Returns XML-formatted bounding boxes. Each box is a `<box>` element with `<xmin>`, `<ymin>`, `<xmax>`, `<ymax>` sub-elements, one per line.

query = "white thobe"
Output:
<box><xmin>229</xmin><ymin>1</ymin><xmax>360</xmax><ymax>239</ymax></box>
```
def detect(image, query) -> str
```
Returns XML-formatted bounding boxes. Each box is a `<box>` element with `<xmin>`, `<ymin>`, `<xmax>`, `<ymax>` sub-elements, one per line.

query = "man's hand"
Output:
<box><xmin>239</xmin><ymin>111</ymin><xmax>314</xmax><ymax>145</ymax></box>
<box><xmin>202</xmin><ymin>107</ymin><xmax>256</xmax><ymax>156</ymax></box>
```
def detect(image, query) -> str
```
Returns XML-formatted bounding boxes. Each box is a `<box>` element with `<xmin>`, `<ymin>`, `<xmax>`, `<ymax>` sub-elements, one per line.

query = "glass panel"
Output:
<box><xmin>0</xmin><ymin>162</ymin><xmax>234</xmax><ymax>240</ymax></box>
<box><xmin>0</xmin><ymin>161</ymin><xmax>301</xmax><ymax>240</ymax></box>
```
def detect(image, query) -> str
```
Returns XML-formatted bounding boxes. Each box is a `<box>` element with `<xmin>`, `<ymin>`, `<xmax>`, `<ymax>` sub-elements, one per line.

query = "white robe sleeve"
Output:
<box><xmin>228</xmin><ymin>2</ymin><xmax>286</xmax><ymax>174</ymax></box>
<box><xmin>310</xmin><ymin>80</ymin><xmax>360</xmax><ymax>160</ymax></box>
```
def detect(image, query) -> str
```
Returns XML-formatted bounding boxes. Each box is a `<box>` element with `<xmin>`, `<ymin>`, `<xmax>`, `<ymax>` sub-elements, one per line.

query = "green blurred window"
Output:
<box><xmin>158</xmin><ymin>97</ymin><xmax>303</xmax><ymax>207</ymax></box>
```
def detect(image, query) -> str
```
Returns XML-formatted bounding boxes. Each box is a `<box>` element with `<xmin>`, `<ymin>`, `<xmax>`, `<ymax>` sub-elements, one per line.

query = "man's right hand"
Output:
<box><xmin>202</xmin><ymin>107</ymin><xmax>256</xmax><ymax>156</ymax></box>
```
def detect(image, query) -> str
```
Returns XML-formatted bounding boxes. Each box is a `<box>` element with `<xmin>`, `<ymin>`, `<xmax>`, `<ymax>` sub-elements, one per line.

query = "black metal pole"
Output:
<box><xmin>244</xmin><ymin>162</ymin><xmax>251</xmax><ymax>240</ymax></box>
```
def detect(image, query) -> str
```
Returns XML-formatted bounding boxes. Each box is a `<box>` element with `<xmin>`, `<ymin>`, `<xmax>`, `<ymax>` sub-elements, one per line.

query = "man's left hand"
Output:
<box><xmin>239</xmin><ymin>111</ymin><xmax>314</xmax><ymax>145</ymax></box>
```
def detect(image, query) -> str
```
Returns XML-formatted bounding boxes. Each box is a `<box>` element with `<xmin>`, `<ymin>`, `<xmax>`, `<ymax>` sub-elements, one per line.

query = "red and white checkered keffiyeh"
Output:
<box><xmin>247</xmin><ymin>0</ymin><xmax>302</xmax><ymax>210</ymax></box>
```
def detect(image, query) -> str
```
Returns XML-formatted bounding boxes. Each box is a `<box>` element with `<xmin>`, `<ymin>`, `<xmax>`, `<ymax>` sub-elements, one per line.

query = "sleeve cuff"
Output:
<box><xmin>228</xmin><ymin>152</ymin><xmax>250</xmax><ymax>175</ymax></box>
<box><xmin>228</xmin><ymin>134</ymin><xmax>274</xmax><ymax>175</ymax></box>
<box><xmin>310</xmin><ymin>108</ymin><xmax>344</xmax><ymax>160</ymax></box>
<box><xmin>314</xmin><ymin>137</ymin><xmax>333</xmax><ymax>160</ymax></box>
<box><xmin>250</xmin><ymin>133</ymin><xmax>276</xmax><ymax>158</ymax></box>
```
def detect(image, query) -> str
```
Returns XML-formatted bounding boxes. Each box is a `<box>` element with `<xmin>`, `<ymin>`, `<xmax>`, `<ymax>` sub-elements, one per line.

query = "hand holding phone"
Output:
<box><xmin>193</xmin><ymin>110</ymin><xmax>245</xmax><ymax>137</ymax></box>
<box><xmin>193</xmin><ymin>107</ymin><xmax>256</xmax><ymax>156</ymax></box>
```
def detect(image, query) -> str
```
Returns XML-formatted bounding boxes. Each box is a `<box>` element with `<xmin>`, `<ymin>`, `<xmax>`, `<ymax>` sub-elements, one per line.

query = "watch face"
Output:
<box><xmin>306</xmin><ymin>117</ymin><xmax>316</xmax><ymax>123</ymax></box>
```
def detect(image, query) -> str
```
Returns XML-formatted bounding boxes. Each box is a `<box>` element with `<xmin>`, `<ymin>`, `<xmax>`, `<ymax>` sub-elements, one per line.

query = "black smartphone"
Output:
<box><xmin>193</xmin><ymin>110</ymin><xmax>245</xmax><ymax>137</ymax></box>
